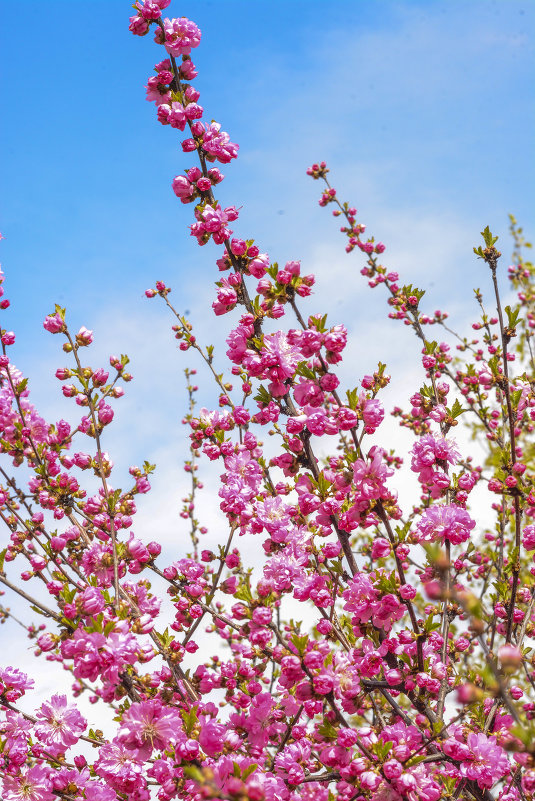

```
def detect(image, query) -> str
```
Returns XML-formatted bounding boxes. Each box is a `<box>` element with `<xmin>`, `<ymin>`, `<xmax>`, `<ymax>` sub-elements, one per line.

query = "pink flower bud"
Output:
<box><xmin>147</xmin><ymin>541</ymin><xmax>161</xmax><ymax>557</ymax></box>
<box><xmin>55</xmin><ymin>367</ymin><xmax>71</xmax><ymax>380</ymax></box>
<box><xmin>371</xmin><ymin>538</ymin><xmax>390</xmax><ymax>559</ymax></box>
<box><xmin>75</xmin><ymin>326</ymin><xmax>93</xmax><ymax>346</ymax></box>
<box><xmin>92</xmin><ymin>368</ymin><xmax>109</xmax><ymax>386</ymax></box>
<box><xmin>37</xmin><ymin>633</ymin><xmax>57</xmax><ymax>652</ymax></box>
<box><xmin>399</xmin><ymin>584</ymin><xmax>416</xmax><ymax>600</ymax></box>
<box><xmin>498</xmin><ymin>644</ymin><xmax>522</xmax><ymax>668</ymax></box>
<box><xmin>383</xmin><ymin>759</ymin><xmax>402</xmax><ymax>779</ymax></box>
<box><xmin>97</xmin><ymin>403</ymin><xmax>114</xmax><ymax>425</ymax></box>
<box><xmin>385</xmin><ymin>669</ymin><xmax>403</xmax><ymax>686</ymax></box>
<box><xmin>30</xmin><ymin>555</ymin><xmax>46</xmax><ymax>571</ymax></box>
<box><xmin>43</xmin><ymin>313</ymin><xmax>65</xmax><ymax>333</ymax></box>
<box><xmin>221</xmin><ymin>576</ymin><xmax>238</xmax><ymax>594</ymax></box>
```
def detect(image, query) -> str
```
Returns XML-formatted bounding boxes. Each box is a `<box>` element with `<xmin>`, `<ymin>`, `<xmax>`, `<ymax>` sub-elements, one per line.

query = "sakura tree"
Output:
<box><xmin>1</xmin><ymin>2</ymin><xmax>535</xmax><ymax>801</ymax></box>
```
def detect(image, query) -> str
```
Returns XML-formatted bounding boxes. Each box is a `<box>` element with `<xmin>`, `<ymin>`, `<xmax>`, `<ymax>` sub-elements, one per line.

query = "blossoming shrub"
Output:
<box><xmin>1</xmin><ymin>2</ymin><xmax>535</xmax><ymax>800</ymax></box>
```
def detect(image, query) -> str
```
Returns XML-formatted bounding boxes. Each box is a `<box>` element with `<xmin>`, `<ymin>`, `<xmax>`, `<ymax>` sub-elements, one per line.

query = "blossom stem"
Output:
<box><xmin>487</xmin><ymin>258</ymin><xmax>523</xmax><ymax>644</ymax></box>
<box><xmin>65</xmin><ymin>330</ymin><xmax>121</xmax><ymax>609</ymax></box>
<box><xmin>0</xmin><ymin>573</ymin><xmax>67</xmax><ymax>625</ymax></box>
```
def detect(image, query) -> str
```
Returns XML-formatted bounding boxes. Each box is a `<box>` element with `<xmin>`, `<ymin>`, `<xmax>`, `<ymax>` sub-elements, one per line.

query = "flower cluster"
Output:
<box><xmin>1</xmin><ymin>4</ymin><xmax>534</xmax><ymax>801</ymax></box>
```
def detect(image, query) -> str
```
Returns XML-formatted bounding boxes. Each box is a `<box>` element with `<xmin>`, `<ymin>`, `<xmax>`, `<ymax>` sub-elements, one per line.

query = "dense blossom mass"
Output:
<box><xmin>1</xmin><ymin>2</ymin><xmax>535</xmax><ymax>800</ymax></box>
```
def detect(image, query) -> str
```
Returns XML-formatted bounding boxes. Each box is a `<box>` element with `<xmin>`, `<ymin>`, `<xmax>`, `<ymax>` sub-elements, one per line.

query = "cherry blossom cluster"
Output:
<box><xmin>1</xmin><ymin>3</ymin><xmax>535</xmax><ymax>801</ymax></box>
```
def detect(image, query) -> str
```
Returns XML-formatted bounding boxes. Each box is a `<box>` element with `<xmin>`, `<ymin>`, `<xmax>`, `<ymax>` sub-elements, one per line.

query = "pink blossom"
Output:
<box><xmin>0</xmin><ymin>710</ymin><xmax>32</xmax><ymax>769</ymax></box>
<box><xmin>274</xmin><ymin>740</ymin><xmax>312</xmax><ymax>784</ymax></box>
<box><xmin>371</xmin><ymin>538</ymin><xmax>390</xmax><ymax>559</ymax></box>
<box><xmin>380</xmin><ymin>721</ymin><xmax>422</xmax><ymax>761</ymax></box>
<box><xmin>79</xmin><ymin>586</ymin><xmax>106</xmax><ymax>615</ymax></box>
<box><xmin>156</xmin><ymin>16</ymin><xmax>201</xmax><ymax>56</ymax></box>
<box><xmin>248</xmin><ymin>253</ymin><xmax>270</xmax><ymax>278</ymax></box>
<box><xmin>352</xmin><ymin>446</ymin><xmax>393</xmax><ymax>500</ymax></box>
<box><xmin>199</xmin><ymin>718</ymin><xmax>226</xmax><ymax>757</ymax></box>
<box><xmin>0</xmin><ymin>666</ymin><xmax>34</xmax><ymax>701</ymax></box>
<box><xmin>324</xmin><ymin>324</ymin><xmax>347</xmax><ymax>353</ymax></box>
<box><xmin>459</xmin><ymin>732</ymin><xmax>509</xmax><ymax>789</ymax></box>
<box><xmin>522</xmin><ymin>524</ymin><xmax>535</xmax><ymax>550</ymax></box>
<box><xmin>129</xmin><ymin>14</ymin><xmax>149</xmax><ymax>36</ymax></box>
<box><xmin>263</xmin><ymin>538</ymin><xmax>310</xmax><ymax>592</ymax></box>
<box><xmin>75</xmin><ymin>326</ymin><xmax>93</xmax><ymax>346</ymax></box>
<box><xmin>95</xmin><ymin>740</ymin><xmax>144</xmax><ymax>793</ymax></box>
<box><xmin>336</xmin><ymin>406</ymin><xmax>359</xmax><ymax>430</ymax></box>
<box><xmin>411</xmin><ymin>434</ymin><xmax>461</xmax><ymax>483</ymax></box>
<box><xmin>191</xmin><ymin>202</ymin><xmax>238</xmax><ymax>245</ymax></box>
<box><xmin>261</xmin><ymin>331</ymin><xmax>302</xmax><ymax>382</ymax></box>
<box><xmin>35</xmin><ymin>694</ymin><xmax>86</xmax><ymax>756</ymax></box>
<box><xmin>2</xmin><ymin>765</ymin><xmax>54</xmax><ymax>801</ymax></box>
<box><xmin>213</xmin><ymin>277</ymin><xmax>238</xmax><ymax>315</ymax></box>
<box><xmin>201</xmin><ymin>122</ymin><xmax>239</xmax><ymax>164</ymax></box>
<box><xmin>294</xmin><ymin>378</ymin><xmax>324</xmax><ymax>407</ymax></box>
<box><xmin>138</xmin><ymin>1</ymin><xmax>166</xmax><ymax>21</ymax></box>
<box><xmin>415</xmin><ymin>504</ymin><xmax>475</xmax><ymax>545</ymax></box>
<box><xmin>43</xmin><ymin>313</ymin><xmax>64</xmax><ymax>333</ymax></box>
<box><xmin>172</xmin><ymin>174</ymin><xmax>194</xmax><ymax>201</ymax></box>
<box><xmin>97</xmin><ymin>400</ymin><xmax>114</xmax><ymax>425</ymax></box>
<box><xmin>117</xmin><ymin>699</ymin><xmax>183</xmax><ymax>760</ymax></box>
<box><xmin>361</xmin><ymin>396</ymin><xmax>384</xmax><ymax>433</ymax></box>
<box><xmin>60</xmin><ymin>628</ymin><xmax>137</xmax><ymax>684</ymax></box>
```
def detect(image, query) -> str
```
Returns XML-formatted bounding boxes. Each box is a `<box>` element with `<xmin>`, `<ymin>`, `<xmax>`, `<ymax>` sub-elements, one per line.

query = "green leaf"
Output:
<box><xmin>420</xmin><ymin>384</ymin><xmax>434</xmax><ymax>398</ymax></box>
<box><xmin>180</xmin><ymin>706</ymin><xmax>198</xmax><ymax>735</ymax></box>
<box><xmin>505</xmin><ymin>305</ymin><xmax>520</xmax><ymax>328</ymax></box>
<box><xmin>267</xmin><ymin>262</ymin><xmax>279</xmax><ymax>279</ymax></box>
<box><xmin>30</xmin><ymin>604</ymin><xmax>49</xmax><ymax>618</ymax></box>
<box><xmin>511</xmin><ymin>389</ymin><xmax>523</xmax><ymax>407</ymax></box>
<box><xmin>481</xmin><ymin>226</ymin><xmax>499</xmax><ymax>248</ymax></box>
<box><xmin>291</xmin><ymin>633</ymin><xmax>308</xmax><ymax>657</ymax></box>
<box><xmin>317</xmin><ymin>720</ymin><xmax>338</xmax><ymax>741</ymax></box>
<box><xmin>14</xmin><ymin>378</ymin><xmax>28</xmax><ymax>395</ymax></box>
<box><xmin>92</xmin><ymin>614</ymin><xmax>104</xmax><ymax>633</ymax></box>
<box><xmin>183</xmin><ymin>766</ymin><xmax>204</xmax><ymax>783</ymax></box>
<box><xmin>488</xmin><ymin>355</ymin><xmax>500</xmax><ymax>377</ymax></box>
<box><xmin>296</xmin><ymin>361</ymin><xmax>316</xmax><ymax>380</ymax></box>
<box><xmin>405</xmin><ymin>753</ymin><xmax>429</xmax><ymax>767</ymax></box>
<box><xmin>234</xmin><ymin>576</ymin><xmax>254</xmax><ymax>604</ymax></box>
<box><xmin>309</xmin><ymin>314</ymin><xmax>328</xmax><ymax>333</ymax></box>
<box><xmin>373</xmin><ymin>739</ymin><xmax>393</xmax><ymax>760</ymax></box>
<box><xmin>62</xmin><ymin>586</ymin><xmax>77</xmax><ymax>604</ymax></box>
<box><xmin>107</xmin><ymin>488</ymin><xmax>122</xmax><ymax>514</ymax></box>
<box><xmin>253</xmin><ymin>385</ymin><xmax>271</xmax><ymax>405</ymax></box>
<box><xmin>394</xmin><ymin>521</ymin><xmax>412</xmax><ymax>543</ymax></box>
<box><xmin>423</xmin><ymin>615</ymin><xmax>440</xmax><ymax>633</ymax></box>
<box><xmin>449</xmin><ymin>398</ymin><xmax>464</xmax><ymax>419</ymax></box>
<box><xmin>346</xmin><ymin>387</ymin><xmax>360</xmax><ymax>410</ymax></box>
<box><xmin>315</xmin><ymin>472</ymin><xmax>331</xmax><ymax>498</ymax></box>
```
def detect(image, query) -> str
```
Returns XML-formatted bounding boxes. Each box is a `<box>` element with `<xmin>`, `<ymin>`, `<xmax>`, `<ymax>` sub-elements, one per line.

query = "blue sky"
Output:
<box><xmin>0</xmin><ymin>0</ymin><xmax>534</xmax><ymax>468</ymax></box>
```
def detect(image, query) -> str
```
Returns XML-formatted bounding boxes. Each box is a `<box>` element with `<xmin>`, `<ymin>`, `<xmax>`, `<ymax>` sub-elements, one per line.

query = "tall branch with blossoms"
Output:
<box><xmin>0</xmin><ymin>2</ymin><xmax>535</xmax><ymax>801</ymax></box>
